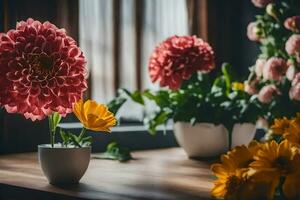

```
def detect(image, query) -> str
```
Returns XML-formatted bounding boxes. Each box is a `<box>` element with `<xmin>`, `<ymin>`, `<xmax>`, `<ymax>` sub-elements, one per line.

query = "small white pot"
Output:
<box><xmin>231</xmin><ymin>123</ymin><xmax>256</xmax><ymax>148</ymax></box>
<box><xmin>173</xmin><ymin>122</ymin><xmax>229</xmax><ymax>158</ymax></box>
<box><xmin>38</xmin><ymin>144</ymin><xmax>91</xmax><ymax>185</ymax></box>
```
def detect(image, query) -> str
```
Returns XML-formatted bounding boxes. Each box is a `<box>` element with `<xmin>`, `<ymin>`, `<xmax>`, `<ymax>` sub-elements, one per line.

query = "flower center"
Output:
<box><xmin>28</xmin><ymin>53</ymin><xmax>53</xmax><ymax>75</ymax></box>
<box><xmin>38</xmin><ymin>54</ymin><xmax>53</xmax><ymax>70</ymax></box>
<box><xmin>275</xmin><ymin>156</ymin><xmax>291</xmax><ymax>174</ymax></box>
<box><xmin>226</xmin><ymin>175</ymin><xmax>242</xmax><ymax>194</ymax></box>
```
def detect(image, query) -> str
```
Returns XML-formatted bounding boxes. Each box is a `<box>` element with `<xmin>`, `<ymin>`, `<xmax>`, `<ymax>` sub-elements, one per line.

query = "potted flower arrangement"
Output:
<box><xmin>39</xmin><ymin>100</ymin><xmax>116</xmax><ymax>184</ymax></box>
<box><xmin>245</xmin><ymin>0</ymin><xmax>300</xmax><ymax>125</ymax></box>
<box><xmin>115</xmin><ymin>36</ymin><xmax>261</xmax><ymax>158</ymax></box>
<box><xmin>211</xmin><ymin>113</ymin><xmax>300</xmax><ymax>200</ymax></box>
<box><xmin>0</xmin><ymin>18</ymin><xmax>117</xmax><ymax>184</ymax></box>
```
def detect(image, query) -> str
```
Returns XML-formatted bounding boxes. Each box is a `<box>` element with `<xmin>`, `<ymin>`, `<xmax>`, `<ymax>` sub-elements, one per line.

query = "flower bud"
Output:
<box><xmin>266</xmin><ymin>4</ymin><xmax>279</xmax><ymax>21</ymax></box>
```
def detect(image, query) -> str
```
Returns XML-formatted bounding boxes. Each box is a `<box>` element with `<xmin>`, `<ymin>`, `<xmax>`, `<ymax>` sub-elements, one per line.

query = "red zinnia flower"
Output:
<box><xmin>148</xmin><ymin>35</ymin><xmax>215</xmax><ymax>89</ymax></box>
<box><xmin>0</xmin><ymin>18</ymin><xmax>87</xmax><ymax>121</ymax></box>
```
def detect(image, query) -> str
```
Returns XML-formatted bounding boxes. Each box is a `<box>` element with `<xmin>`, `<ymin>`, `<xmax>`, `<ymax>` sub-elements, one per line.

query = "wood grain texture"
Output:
<box><xmin>0</xmin><ymin>148</ymin><xmax>214</xmax><ymax>200</ymax></box>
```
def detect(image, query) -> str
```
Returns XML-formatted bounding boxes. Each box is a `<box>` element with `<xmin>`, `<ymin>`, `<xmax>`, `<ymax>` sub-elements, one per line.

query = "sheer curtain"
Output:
<box><xmin>141</xmin><ymin>0</ymin><xmax>189</xmax><ymax>90</ymax></box>
<box><xmin>79</xmin><ymin>0</ymin><xmax>188</xmax><ymax>120</ymax></box>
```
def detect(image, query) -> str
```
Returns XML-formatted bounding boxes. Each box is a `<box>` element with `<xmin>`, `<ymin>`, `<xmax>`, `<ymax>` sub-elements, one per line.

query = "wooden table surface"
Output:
<box><xmin>0</xmin><ymin>148</ymin><xmax>214</xmax><ymax>200</ymax></box>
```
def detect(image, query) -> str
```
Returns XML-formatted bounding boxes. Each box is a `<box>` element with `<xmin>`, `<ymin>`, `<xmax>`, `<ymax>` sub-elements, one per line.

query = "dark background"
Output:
<box><xmin>0</xmin><ymin>0</ymin><xmax>260</xmax><ymax>154</ymax></box>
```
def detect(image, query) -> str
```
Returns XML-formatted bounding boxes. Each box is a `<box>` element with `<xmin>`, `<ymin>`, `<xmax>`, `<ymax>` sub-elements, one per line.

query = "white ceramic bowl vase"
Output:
<box><xmin>38</xmin><ymin>144</ymin><xmax>91</xmax><ymax>185</ymax></box>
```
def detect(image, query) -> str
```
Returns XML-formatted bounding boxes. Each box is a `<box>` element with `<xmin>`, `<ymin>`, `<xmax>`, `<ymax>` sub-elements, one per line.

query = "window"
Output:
<box><xmin>79</xmin><ymin>0</ymin><xmax>189</xmax><ymax>120</ymax></box>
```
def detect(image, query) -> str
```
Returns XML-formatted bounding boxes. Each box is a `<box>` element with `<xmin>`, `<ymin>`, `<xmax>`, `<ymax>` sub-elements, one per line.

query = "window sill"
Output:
<box><xmin>58</xmin><ymin>123</ymin><xmax>178</xmax><ymax>152</ymax></box>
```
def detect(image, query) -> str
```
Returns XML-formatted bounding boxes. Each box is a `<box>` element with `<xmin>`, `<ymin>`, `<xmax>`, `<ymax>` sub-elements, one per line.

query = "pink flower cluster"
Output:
<box><xmin>246</xmin><ymin>8</ymin><xmax>300</xmax><ymax>105</ymax></box>
<box><xmin>0</xmin><ymin>18</ymin><xmax>87</xmax><ymax>121</ymax></box>
<box><xmin>248</xmin><ymin>56</ymin><xmax>299</xmax><ymax>103</ymax></box>
<box><xmin>258</xmin><ymin>85</ymin><xmax>281</xmax><ymax>104</ymax></box>
<box><xmin>262</xmin><ymin>57</ymin><xmax>288</xmax><ymax>81</ymax></box>
<box><xmin>286</xmin><ymin>34</ymin><xmax>300</xmax><ymax>58</ymax></box>
<box><xmin>149</xmin><ymin>35</ymin><xmax>215</xmax><ymax>89</ymax></box>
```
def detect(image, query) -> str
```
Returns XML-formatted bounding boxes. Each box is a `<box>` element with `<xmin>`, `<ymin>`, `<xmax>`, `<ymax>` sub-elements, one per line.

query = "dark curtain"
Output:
<box><xmin>187</xmin><ymin>0</ymin><xmax>260</xmax><ymax>78</ymax></box>
<box><xmin>0</xmin><ymin>0</ymin><xmax>79</xmax><ymax>154</ymax></box>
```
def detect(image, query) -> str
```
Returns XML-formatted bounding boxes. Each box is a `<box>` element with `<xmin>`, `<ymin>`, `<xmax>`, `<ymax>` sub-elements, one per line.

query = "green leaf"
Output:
<box><xmin>221</xmin><ymin>63</ymin><xmax>232</xmax><ymax>96</ymax></box>
<box><xmin>121</xmin><ymin>89</ymin><xmax>144</xmax><ymax>105</ymax></box>
<box><xmin>49</xmin><ymin>112</ymin><xmax>62</xmax><ymax>132</ymax></box>
<box><xmin>81</xmin><ymin>136</ymin><xmax>92</xmax><ymax>147</ymax></box>
<box><xmin>144</xmin><ymin>111</ymin><xmax>169</xmax><ymax>135</ymax></box>
<box><xmin>103</xmin><ymin>141</ymin><xmax>132</xmax><ymax>162</ymax></box>
<box><xmin>143</xmin><ymin>90</ymin><xmax>156</xmax><ymax>101</ymax></box>
<box><xmin>107</xmin><ymin>97</ymin><xmax>127</xmax><ymax>115</ymax></box>
<box><xmin>69</xmin><ymin>134</ymin><xmax>82</xmax><ymax>148</ymax></box>
<box><xmin>143</xmin><ymin>90</ymin><xmax>170</xmax><ymax>108</ymax></box>
<box><xmin>59</xmin><ymin>128</ymin><xmax>92</xmax><ymax>148</ymax></box>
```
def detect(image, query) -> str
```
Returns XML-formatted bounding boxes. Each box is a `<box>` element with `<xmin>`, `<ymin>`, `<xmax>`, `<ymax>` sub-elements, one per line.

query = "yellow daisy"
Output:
<box><xmin>284</xmin><ymin>122</ymin><xmax>300</xmax><ymax>145</ymax></box>
<box><xmin>211</xmin><ymin>142</ymin><xmax>264</xmax><ymax>199</ymax></box>
<box><xmin>271</xmin><ymin>117</ymin><xmax>291</xmax><ymax>135</ymax></box>
<box><xmin>250</xmin><ymin>140</ymin><xmax>300</xmax><ymax>199</ymax></box>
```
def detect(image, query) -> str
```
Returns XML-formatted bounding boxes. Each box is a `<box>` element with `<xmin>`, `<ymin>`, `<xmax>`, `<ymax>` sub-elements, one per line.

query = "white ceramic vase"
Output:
<box><xmin>231</xmin><ymin>123</ymin><xmax>256</xmax><ymax>148</ymax></box>
<box><xmin>38</xmin><ymin>144</ymin><xmax>91</xmax><ymax>185</ymax></box>
<box><xmin>173</xmin><ymin>122</ymin><xmax>229</xmax><ymax>158</ymax></box>
<box><xmin>173</xmin><ymin>122</ymin><xmax>257</xmax><ymax>158</ymax></box>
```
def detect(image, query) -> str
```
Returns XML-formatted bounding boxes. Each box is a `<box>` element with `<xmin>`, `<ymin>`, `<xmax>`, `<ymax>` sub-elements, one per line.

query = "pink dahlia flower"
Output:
<box><xmin>285</xmin><ymin>34</ymin><xmax>300</xmax><ymax>55</ymax></box>
<box><xmin>0</xmin><ymin>18</ymin><xmax>87</xmax><ymax>121</ymax></box>
<box><xmin>262</xmin><ymin>57</ymin><xmax>288</xmax><ymax>81</ymax></box>
<box><xmin>251</xmin><ymin>0</ymin><xmax>273</xmax><ymax>8</ymax></box>
<box><xmin>254</xmin><ymin>58</ymin><xmax>266</xmax><ymax>77</ymax></box>
<box><xmin>247</xmin><ymin>22</ymin><xmax>261</xmax><ymax>42</ymax></box>
<box><xmin>148</xmin><ymin>35</ymin><xmax>215</xmax><ymax>89</ymax></box>
<box><xmin>284</xmin><ymin>16</ymin><xmax>300</xmax><ymax>32</ymax></box>
<box><xmin>258</xmin><ymin>85</ymin><xmax>281</xmax><ymax>104</ymax></box>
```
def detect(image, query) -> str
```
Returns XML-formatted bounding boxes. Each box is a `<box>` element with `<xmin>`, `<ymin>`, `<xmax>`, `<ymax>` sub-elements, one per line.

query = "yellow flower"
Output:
<box><xmin>211</xmin><ymin>142</ymin><xmax>265</xmax><ymax>199</ymax></box>
<box><xmin>284</xmin><ymin>122</ymin><xmax>300</xmax><ymax>145</ymax></box>
<box><xmin>211</xmin><ymin>156</ymin><xmax>245</xmax><ymax>199</ymax></box>
<box><xmin>73</xmin><ymin>99</ymin><xmax>117</xmax><ymax>132</ymax></box>
<box><xmin>271</xmin><ymin>117</ymin><xmax>291</xmax><ymax>135</ymax></box>
<box><xmin>232</xmin><ymin>82</ymin><xmax>245</xmax><ymax>91</ymax></box>
<box><xmin>250</xmin><ymin>140</ymin><xmax>300</xmax><ymax>199</ymax></box>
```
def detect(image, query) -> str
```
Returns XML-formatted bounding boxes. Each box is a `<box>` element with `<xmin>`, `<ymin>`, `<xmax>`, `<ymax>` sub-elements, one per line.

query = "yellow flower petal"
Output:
<box><xmin>73</xmin><ymin>99</ymin><xmax>117</xmax><ymax>132</ymax></box>
<box><xmin>271</xmin><ymin>117</ymin><xmax>291</xmax><ymax>135</ymax></box>
<box><xmin>73</xmin><ymin>99</ymin><xmax>85</xmax><ymax>124</ymax></box>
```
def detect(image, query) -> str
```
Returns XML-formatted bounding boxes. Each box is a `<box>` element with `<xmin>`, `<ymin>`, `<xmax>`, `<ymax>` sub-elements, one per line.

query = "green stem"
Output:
<box><xmin>51</xmin><ymin>130</ymin><xmax>55</xmax><ymax>148</ymax></box>
<box><xmin>78</xmin><ymin>127</ymin><xmax>87</xmax><ymax>140</ymax></box>
<box><xmin>48</xmin><ymin>116</ymin><xmax>54</xmax><ymax>148</ymax></box>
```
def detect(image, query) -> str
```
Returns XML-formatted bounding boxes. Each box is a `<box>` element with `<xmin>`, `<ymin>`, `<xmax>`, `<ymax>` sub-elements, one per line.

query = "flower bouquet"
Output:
<box><xmin>245</xmin><ymin>0</ymin><xmax>300</xmax><ymax>124</ymax></box>
<box><xmin>0</xmin><ymin>18</ymin><xmax>116</xmax><ymax>184</ymax></box>
<box><xmin>211</xmin><ymin>113</ymin><xmax>300</xmax><ymax>200</ymax></box>
<box><xmin>115</xmin><ymin>35</ymin><xmax>261</xmax><ymax>158</ymax></box>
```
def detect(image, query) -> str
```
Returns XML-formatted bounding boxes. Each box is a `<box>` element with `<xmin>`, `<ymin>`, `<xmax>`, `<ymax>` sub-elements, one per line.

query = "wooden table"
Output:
<box><xmin>0</xmin><ymin>148</ymin><xmax>214</xmax><ymax>200</ymax></box>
